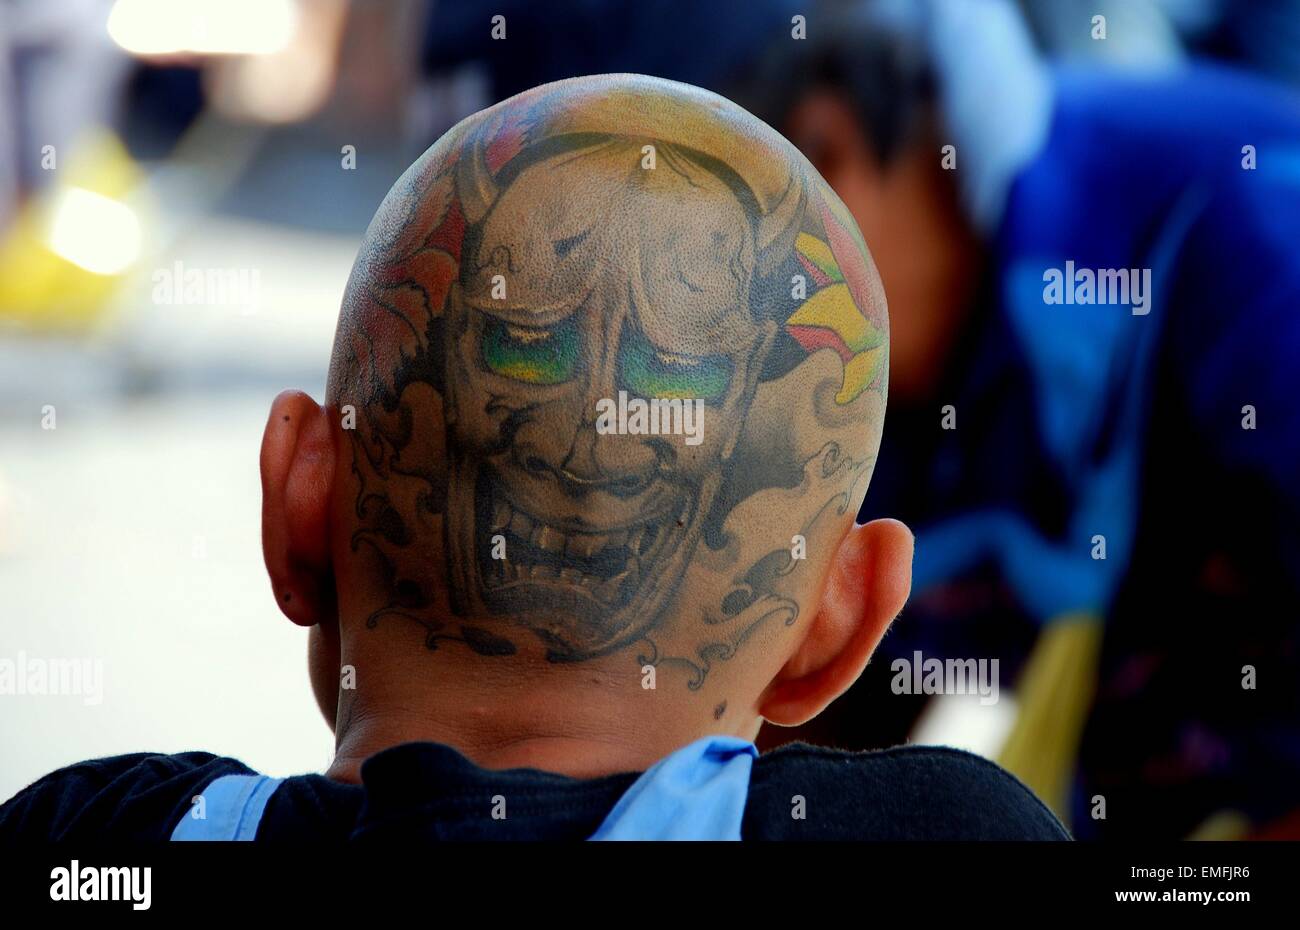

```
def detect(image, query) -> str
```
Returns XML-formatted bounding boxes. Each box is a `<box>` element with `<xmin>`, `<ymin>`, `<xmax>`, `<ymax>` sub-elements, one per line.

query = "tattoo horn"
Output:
<box><xmin>755</xmin><ymin>173</ymin><xmax>805</xmax><ymax>276</ymax></box>
<box><xmin>455</xmin><ymin>124</ymin><xmax>500</xmax><ymax>225</ymax></box>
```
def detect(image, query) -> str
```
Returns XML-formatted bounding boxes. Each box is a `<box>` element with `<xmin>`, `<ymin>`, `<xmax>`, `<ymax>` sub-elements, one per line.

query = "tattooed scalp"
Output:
<box><xmin>326</xmin><ymin>74</ymin><xmax>888</xmax><ymax>692</ymax></box>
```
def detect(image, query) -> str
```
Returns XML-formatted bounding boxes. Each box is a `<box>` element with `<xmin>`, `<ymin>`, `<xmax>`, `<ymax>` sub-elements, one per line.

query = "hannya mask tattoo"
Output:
<box><xmin>333</xmin><ymin>78</ymin><xmax>887</xmax><ymax>682</ymax></box>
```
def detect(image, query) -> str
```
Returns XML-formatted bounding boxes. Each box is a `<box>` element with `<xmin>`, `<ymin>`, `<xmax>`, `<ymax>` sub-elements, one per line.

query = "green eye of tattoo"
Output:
<box><xmin>619</xmin><ymin>329</ymin><xmax>733</xmax><ymax>402</ymax></box>
<box><xmin>482</xmin><ymin>317</ymin><xmax>579</xmax><ymax>385</ymax></box>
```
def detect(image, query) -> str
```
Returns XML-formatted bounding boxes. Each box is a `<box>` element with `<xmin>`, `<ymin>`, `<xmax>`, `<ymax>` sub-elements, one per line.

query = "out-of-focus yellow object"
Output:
<box><xmin>0</xmin><ymin>131</ymin><xmax>149</xmax><ymax>332</ymax></box>
<box><xmin>997</xmin><ymin>613</ymin><xmax>1105</xmax><ymax>828</ymax></box>
<box><xmin>1185</xmin><ymin>816</ymin><xmax>1253</xmax><ymax>842</ymax></box>
<box><xmin>1186</xmin><ymin>810</ymin><xmax>1251</xmax><ymax>840</ymax></box>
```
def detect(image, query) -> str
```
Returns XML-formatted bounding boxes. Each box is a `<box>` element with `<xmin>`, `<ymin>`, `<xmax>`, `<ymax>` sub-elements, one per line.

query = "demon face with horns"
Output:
<box><xmin>334</xmin><ymin>78</ymin><xmax>887</xmax><ymax>679</ymax></box>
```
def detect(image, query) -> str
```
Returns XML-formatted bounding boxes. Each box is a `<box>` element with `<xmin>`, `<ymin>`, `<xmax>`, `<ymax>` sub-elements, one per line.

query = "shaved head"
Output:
<box><xmin>323</xmin><ymin>74</ymin><xmax>889</xmax><ymax>708</ymax></box>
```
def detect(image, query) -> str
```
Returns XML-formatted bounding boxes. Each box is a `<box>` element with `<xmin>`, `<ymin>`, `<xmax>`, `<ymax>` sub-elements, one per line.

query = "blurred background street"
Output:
<box><xmin>2</xmin><ymin>0</ymin><xmax>1299</xmax><ymax>838</ymax></box>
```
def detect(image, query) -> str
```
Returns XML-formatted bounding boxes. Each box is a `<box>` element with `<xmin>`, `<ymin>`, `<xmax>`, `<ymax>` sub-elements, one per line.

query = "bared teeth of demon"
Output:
<box><xmin>565</xmin><ymin>532</ymin><xmax>602</xmax><ymax>559</ymax></box>
<box><xmin>597</xmin><ymin>562</ymin><xmax>639</xmax><ymax>603</ymax></box>
<box><xmin>486</xmin><ymin>490</ymin><xmax>676</xmax><ymax>593</ymax></box>
<box><xmin>508</xmin><ymin>510</ymin><xmax>533</xmax><ymax>540</ymax></box>
<box><xmin>534</xmin><ymin>526</ymin><xmax>566</xmax><ymax>554</ymax></box>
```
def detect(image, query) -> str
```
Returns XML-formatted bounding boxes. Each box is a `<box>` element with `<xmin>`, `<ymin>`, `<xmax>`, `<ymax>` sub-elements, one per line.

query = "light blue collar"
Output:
<box><xmin>170</xmin><ymin>773</ymin><xmax>283</xmax><ymax>841</ymax></box>
<box><xmin>590</xmin><ymin>735</ymin><xmax>758</xmax><ymax>841</ymax></box>
<box><xmin>171</xmin><ymin>735</ymin><xmax>758</xmax><ymax>841</ymax></box>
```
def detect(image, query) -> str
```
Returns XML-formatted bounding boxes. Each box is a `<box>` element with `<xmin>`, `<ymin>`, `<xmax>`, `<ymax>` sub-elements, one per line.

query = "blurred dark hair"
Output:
<box><xmin>730</xmin><ymin>1</ymin><xmax>935</xmax><ymax>166</ymax></box>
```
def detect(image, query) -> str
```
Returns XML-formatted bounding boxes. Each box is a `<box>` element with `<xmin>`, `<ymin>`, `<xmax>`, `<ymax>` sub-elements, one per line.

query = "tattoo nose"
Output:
<box><xmin>562</xmin><ymin>469</ymin><xmax>650</xmax><ymax>497</ymax></box>
<box><xmin>522</xmin><ymin>453</ymin><xmax>651</xmax><ymax>497</ymax></box>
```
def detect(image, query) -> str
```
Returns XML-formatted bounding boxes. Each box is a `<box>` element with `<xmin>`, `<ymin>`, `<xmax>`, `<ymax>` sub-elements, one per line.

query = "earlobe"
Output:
<box><xmin>260</xmin><ymin>390</ymin><xmax>339</xmax><ymax>628</ymax></box>
<box><xmin>759</xmin><ymin>518</ymin><xmax>913</xmax><ymax>727</ymax></box>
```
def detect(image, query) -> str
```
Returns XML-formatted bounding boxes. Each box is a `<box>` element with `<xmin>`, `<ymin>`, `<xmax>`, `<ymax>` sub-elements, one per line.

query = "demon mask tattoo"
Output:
<box><xmin>333</xmin><ymin>78</ymin><xmax>888</xmax><ymax>683</ymax></box>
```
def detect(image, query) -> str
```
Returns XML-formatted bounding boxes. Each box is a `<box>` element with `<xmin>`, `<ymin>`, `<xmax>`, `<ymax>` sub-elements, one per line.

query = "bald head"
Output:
<box><xmin>316</xmin><ymin>74</ymin><xmax>893</xmax><ymax>728</ymax></box>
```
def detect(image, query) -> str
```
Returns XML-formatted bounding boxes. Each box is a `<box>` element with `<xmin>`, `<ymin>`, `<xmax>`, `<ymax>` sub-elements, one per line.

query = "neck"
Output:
<box><xmin>325</xmin><ymin>710</ymin><xmax>662</xmax><ymax>783</ymax></box>
<box><xmin>321</xmin><ymin>657</ymin><xmax>719</xmax><ymax>783</ymax></box>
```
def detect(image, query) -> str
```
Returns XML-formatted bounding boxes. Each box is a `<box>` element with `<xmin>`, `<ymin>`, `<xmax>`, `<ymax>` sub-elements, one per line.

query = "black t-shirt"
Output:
<box><xmin>0</xmin><ymin>741</ymin><xmax>1070</xmax><ymax>841</ymax></box>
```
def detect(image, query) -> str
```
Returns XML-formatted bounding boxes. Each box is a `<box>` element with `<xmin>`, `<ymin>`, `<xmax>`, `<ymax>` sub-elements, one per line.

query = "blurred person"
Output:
<box><xmin>0</xmin><ymin>74</ymin><xmax>1068</xmax><ymax>841</ymax></box>
<box><xmin>742</xmin><ymin>0</ymin><xmax>1300</xmax><ymax>839</ymax></box>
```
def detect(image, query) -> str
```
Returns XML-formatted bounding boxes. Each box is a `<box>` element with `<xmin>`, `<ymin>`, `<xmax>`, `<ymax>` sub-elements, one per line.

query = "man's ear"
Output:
<box><xmin>260</xmin><ymin>390</ymin><xmax>337</xmax><ymax>627</ymax></box>
<box><xmin>759</xmin><ymin>518</ymin><xmax>913</xmax><ymax>727</ymax></box>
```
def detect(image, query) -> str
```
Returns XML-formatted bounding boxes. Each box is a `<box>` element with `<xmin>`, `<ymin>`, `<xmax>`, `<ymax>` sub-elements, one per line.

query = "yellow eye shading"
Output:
<box><xmin>482</xmin><ymin>317</ymin><xmax>579</xmax><ymax>385</ymax></box>
<box><xmin>619</xmin><ymin>328</ymin><xmax>732</xmax><ymax>402</ymax></box>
